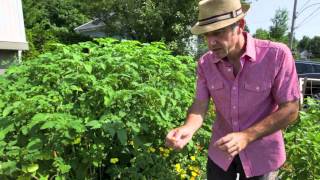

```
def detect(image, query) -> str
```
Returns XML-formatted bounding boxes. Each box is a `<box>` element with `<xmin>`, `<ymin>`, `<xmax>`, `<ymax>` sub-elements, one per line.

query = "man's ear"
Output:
<box><xmin>238</xmin><ymin>19</ymin><xmax>246</xmax><ymax>33</ymax></box>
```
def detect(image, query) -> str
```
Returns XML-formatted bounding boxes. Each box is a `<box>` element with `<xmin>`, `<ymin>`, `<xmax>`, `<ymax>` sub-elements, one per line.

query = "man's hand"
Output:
<box><xmin>214</xmin><ymin>132</ymin><xmax>251</xmax><ymax>158</ymax></box>
<box><xmin>165</xmin><ymin>125</ymin><xmax>195</xmax><ymax>150</ymax></box>
<box><xmin>166</xmin><ymin>99</ymin><xmax>209</xmax><ymax>150</ymax></box>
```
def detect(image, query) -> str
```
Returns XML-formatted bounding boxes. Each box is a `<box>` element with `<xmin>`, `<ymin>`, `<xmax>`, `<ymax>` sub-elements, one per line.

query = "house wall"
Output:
<box><xmin>0</xmin><ymin>0</ymin><xmax>28</xmax><ymax>50</ymax></box>
<box><xmin>0</xmin><ymin>0</ymin><xmax>28</xmax><ymax>74</ymax></box>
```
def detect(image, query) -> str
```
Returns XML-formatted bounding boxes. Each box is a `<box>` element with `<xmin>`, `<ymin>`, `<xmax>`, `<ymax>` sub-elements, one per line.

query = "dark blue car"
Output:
<box><xmin>295</xmin><ymin>60</ymin><xmax>320</xmax><ymax>99</ymax></box>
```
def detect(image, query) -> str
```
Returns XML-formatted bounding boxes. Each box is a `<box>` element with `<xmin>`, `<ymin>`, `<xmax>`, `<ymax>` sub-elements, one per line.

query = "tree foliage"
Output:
<box><xmin>22</xmin><ymin>0</ymin><xmax>91</xmax><ymax>58</ymax></box>
<box><xmin>269</xmin><ymin>9</ymin><xmax>289</xmax><ymax>42</ymax></box>
<box><xmin>298</xmin><ymin>36</ymin><xmax>311</xmax><ymax>51</ymax></box>
<box><xmin>309</xmin><ymin>36</ymin><xmax>320</xmax><ymax>58</ymax></box>
<box><xmin>77</xmin><ymin>0</ymin><xmax>199</xmax><ymax>54</ymax></box>
<box><xmin>253</xmin><ymin>28</ymin><xmax>270</xmax><ymax>40</ymax></box>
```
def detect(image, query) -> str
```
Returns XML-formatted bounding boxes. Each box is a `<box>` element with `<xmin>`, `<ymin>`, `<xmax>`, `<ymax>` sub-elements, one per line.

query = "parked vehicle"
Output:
<box><xmin>295</xmin><ymin>60</ymin><xmax>320</xmax><ymax>99</ymax></box>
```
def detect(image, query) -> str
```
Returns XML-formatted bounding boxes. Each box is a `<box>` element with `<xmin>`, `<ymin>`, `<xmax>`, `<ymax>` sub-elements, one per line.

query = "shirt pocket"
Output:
<box><xmin>244</xmin><ymin>81</ymin><xmax>272</xmax><ymax>93</ymax></box>
<box><xmin>208</xmin><ymin>81</ymin><xmax>225</xmax><ymax>105</ymax></box>
<box><xmin>209</xmin><ymin>81</ymin><xmax>224</xmax><ymax>91</ymax></box>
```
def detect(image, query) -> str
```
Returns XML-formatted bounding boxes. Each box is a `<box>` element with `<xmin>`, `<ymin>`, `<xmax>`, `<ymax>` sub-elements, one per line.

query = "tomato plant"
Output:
<box><xmin>0</xmin><ymin>38</ymin><xmax>212</xmax><ymax>179</ymax></box>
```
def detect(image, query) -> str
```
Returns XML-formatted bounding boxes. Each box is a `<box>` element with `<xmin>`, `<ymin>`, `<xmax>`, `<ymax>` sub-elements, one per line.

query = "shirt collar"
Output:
<box><xmin>209</xmin><ymin>32</ymin><xmax>257</xmax><ymax>63</ymax></box>
<box><xmin>242</xmin><ymin>32</ymin><xmax>257</xmax><ymax>62</ymax></box>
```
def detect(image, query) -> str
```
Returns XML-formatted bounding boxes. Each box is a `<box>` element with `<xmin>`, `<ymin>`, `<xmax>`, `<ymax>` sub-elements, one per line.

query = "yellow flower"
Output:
<box><xmin>191</xmin><ymin>171</ymin><xmax>199</xmax><ymax>177</ymax></box>
<box><xmin>110</xmin><ymin>158</ymin><xmax>119</xmax><ymax>164</ymax></box>
<box><xmin>175</xmin><ymin>163</ymin><xmax>181</xmax><ymax>173</ymax></box>
<box><xmin>190</xmin><ymin>156</ymin><xmax>196</xmax><ymax>161</ymax></box>
<box><xmin>190</xmin><ymin>176</ymin><xmax>196</xmax><ymax>180</ymax></box>
<box><xmin>148</xmin><ymin>147</ymin><xmax>156</xmax><ymax>153</ymax></box>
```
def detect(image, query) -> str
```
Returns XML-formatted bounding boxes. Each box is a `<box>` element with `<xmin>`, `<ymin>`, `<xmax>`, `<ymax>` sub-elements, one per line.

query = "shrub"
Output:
<box><xmin>280</xmin><ymin>98</ymin><xmax>320</xmax><ymax>179</ymax></box>
<box><xmin>0</xmin><ymin>38</ymin><xmax>212</xmax><ymax>179</ymax></box>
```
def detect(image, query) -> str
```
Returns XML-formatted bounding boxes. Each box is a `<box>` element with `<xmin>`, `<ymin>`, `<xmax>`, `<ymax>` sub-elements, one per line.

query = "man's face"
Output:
<box><xmin>203</xmin><ymin>24</ymin><xmax>239</xmax><ymax>59</ymax></box>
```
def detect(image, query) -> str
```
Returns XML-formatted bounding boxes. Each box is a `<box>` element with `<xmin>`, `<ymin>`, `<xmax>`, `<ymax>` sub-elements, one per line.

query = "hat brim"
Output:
<box><xmin>191</xmin><ymin>3</ymin><xmax>250</xmax><ymax>35</ymax></box>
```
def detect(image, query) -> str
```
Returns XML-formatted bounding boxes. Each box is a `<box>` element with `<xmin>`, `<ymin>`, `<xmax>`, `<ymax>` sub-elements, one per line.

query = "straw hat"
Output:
<box><xmin>191</xmin><ymin>0</ymin><xmax>250</xmax><ymax>35</ymax></box>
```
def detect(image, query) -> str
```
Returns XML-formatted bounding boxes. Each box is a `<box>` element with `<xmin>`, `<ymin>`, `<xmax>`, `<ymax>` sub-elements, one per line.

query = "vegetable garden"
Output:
<box><xmin>0</xmin><ymin>38</ymin><xmax>319</xmax><ymax>179</ymax></box>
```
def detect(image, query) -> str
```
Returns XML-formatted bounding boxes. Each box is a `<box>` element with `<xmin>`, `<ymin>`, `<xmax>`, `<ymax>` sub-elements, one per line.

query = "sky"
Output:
<box><xmin>245</xmin><ymin>0</ymin><xmax>320</xmax><ymax>40</ymax></box>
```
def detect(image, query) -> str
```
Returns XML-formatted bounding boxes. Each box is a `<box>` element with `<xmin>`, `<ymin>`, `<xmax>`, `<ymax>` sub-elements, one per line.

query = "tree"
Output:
<box><xmin>79</xmin><ymin>0</ymin><xmax>198</xmax><ymax>54</ymax></box>
<box><xmin>309</xmin><ymin>36</ymin><xmax>320</xmax><ymax>58</ymax></box>
<box><xmin>253</xmin><ymin>28</ymin><xmax>270</xmax><ymax>40</ymax></box>
<box><xmin>22</xmin><ymin>0</ymin><xmax>91</xmax><ymax>58</ymax></box>
<box><xmin>298</xmin><ymin>36</ymin><xmax>311</xmax><ymax>51</ymax></box>
<box><xmin>269</xmin><ymin>9</ymin><xmax>289</xmax><ymax>41</ymax></box>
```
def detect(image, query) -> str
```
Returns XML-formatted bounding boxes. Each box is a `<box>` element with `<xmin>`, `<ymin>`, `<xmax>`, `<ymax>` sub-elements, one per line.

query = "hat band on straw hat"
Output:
<box><xmin>198</xmin><ymin>8</ymin><xmax>243</xmax><ymax>26</ymax></box>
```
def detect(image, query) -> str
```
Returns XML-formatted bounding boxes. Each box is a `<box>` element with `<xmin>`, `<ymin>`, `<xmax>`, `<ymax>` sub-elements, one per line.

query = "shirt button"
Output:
<box><xmin>227</xmin><ymin>68</ymin><xmax>232</xmax><ymax>72</ymax></box>
<box><xmin>232</xmin><ymin>106</ymin><xmax>236</xmax><ymax>109</ymax></box>
<box><xmin>256</xmin><ymin>86</ymin><xmax>260</xmax><ymax>91</ymax></box>
<box><xmin>232</xmin><ymin>87</ymin><xmax>236</xmax><ymax>90</ymax></box>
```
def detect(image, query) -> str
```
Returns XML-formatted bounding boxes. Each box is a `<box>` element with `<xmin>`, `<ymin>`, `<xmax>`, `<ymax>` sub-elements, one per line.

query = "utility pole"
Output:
<box><xmin>290</xmin><ymin>0</ymin><xmax>298</xmax><ymax>50</ymax></box>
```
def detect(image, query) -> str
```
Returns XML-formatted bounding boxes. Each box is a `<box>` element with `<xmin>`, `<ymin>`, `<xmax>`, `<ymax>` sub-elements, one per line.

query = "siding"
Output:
<box><xmin>0</xmin><ymin>0</ymin><xmax>28</xmax><ymax>50</ymax></box>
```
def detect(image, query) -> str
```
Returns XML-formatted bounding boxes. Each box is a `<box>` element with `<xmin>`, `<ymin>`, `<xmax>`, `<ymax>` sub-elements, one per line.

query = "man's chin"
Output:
<box><xmin>211</xmin><ymin>50</ymin><xmax>227</xmax><ymax>59</ymax></box>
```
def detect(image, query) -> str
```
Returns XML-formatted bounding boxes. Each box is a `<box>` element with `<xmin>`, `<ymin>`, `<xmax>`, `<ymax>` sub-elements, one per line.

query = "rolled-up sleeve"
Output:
<box><xmin>272</xmin><ymin>46</ymin><xmax>300</xmax><ymax>105</ymax></box>
<box><xmin>195</xmin><ymin>61</ymin><xmax>210</xmax><ymax>101</ymax></box>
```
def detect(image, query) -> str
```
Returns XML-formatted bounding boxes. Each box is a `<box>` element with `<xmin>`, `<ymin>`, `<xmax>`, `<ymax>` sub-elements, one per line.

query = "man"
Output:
<box><xmin>165</xmin><ymin>0</ymin><xmax>300</xmax><ymax>179</ymax></box>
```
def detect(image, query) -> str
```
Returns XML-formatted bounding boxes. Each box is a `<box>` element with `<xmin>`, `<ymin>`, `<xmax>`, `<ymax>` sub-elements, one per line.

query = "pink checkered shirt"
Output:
<box><xmin>196</xmin><ymin>33</ymin><xmax>300</xmax><ymax>178</ymax></box>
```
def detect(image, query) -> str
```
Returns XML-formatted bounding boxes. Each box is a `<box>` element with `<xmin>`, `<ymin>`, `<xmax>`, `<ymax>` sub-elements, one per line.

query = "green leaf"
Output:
<box><xmin>27</xmin><ymin>138</ymin><xmax>42</xmax><ymax>150</ymax></box>
<box><xmin>86</xmin><ymin>120</ymin><xmax>101</xmax><ymax>129</ymax></box>
<box><xmin>59</xmin><ymin>164</ymin><xmax>71</xmax><ymax>174</ymax></box>
<box><xmin>22</xmin><ymin>164</ymin><xmax>39</xmax><ymax>173</ymax></box>
<box><xmin>2</xmin><ymin>106</ymin><xmax>13</xmax><ymax>117</ymax></box>
<box><xmin>117</xmin><ymin>129</ymin><xmax>127</xmax><ymax>145</ymax></box>
<box><xmin>70</xmin><ymin>85</ymin><xmax>83</xmax><ymax>92</ymax></box>
<box><xmin>84</xmin><ymin>64</ymin><xmax>92</xmax><ymax>74</ymax></box>
<box><xmin>17</xmin><ymin>175</ymin><xmax>32</xmax><ymax>180</ymax></box>
<box><xmin>0</xmin><ymin>161</ymin><xmax>17</xmax><ymax>174</ymax></box>
<box><xmin>0</xmin><ymin>124</ymin><xmax>14</xmax><ymax>141</ymax></box>
<box><xmin>104</xmin><ymin>124</ymin><xmax>116</xmax><ymax>137</ymax></box>
<box><xmin>0</xmin><ymin>99</ymin><xmax>4</xmax><ymax>109</ymax></box>
<box><xmin>40</xmin><ymin>121</ymin><xmax>56</xmax><ymax>129</ymax></box>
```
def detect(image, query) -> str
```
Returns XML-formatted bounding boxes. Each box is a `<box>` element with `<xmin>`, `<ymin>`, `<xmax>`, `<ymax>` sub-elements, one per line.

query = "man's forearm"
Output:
<box><xmin>184</xmin><ymin>113</ymin><xmax>205</xmax><ymax>133</ymax></box>
<box><xmin>183</xmin><ymin>100</ymin><xmax>209</xmax><ymax>133</ymax></box>
<box><xmin>243</xmin><ymin>101</ymin><xmax>299</xmax><ymax>143</ymax></box>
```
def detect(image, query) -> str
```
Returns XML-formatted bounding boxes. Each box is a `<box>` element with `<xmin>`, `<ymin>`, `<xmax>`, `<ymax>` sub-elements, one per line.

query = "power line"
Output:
<box><xmin>297</xmin><ymin>2</ymin><xmax>320</xmax><ymax>16</ymax></box>
<box><xmin>296</xmin><ymin>6</ymin><xmax>320</xmax><ymax>28</ymax></box>
<box><xmin>298</xmin><ymin>0</ymin><xmax>312</xmax><ymax>12</ymax></box>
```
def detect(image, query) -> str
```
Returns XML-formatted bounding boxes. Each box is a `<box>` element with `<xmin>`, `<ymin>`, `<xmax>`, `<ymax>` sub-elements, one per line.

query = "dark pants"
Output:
<box><xmin>207</xmin><ymin>156</ymin><xmax>278</xmax><ymax>180</ymax></box>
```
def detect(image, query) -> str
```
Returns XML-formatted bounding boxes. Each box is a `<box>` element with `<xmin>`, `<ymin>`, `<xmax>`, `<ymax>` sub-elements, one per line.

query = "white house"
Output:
<box><xmin>0</xmin><ymin>0</ymin><xmax>28</xmax><ymax>74</ymax></box>
<box><xmin>300</xmin><ymin>50</ymin><xmax>312</xmax><ymax>60</ymax></box>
